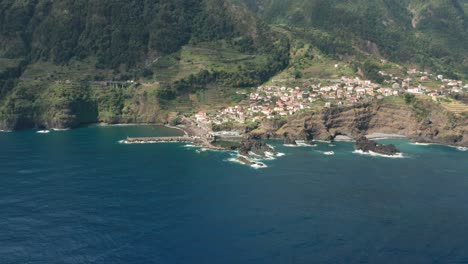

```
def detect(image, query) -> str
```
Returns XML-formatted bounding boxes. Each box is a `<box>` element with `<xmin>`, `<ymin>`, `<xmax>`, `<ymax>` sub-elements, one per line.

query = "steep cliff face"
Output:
<box><xmin>0</xmin><ymin>82</ymin><xmax>170</xmax><ymax>130</ymax></box>
<box><xmin>264</xmin><ymin>98</ymin><xmax>468</xmax><ymax>147</ymax></box>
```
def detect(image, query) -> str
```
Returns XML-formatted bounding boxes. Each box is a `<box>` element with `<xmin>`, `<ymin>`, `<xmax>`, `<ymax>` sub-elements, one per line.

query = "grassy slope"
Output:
<box><xmin>151</xmin><ymin>41</ymin><xmax>268</xmax><ymax>83</ymax></box>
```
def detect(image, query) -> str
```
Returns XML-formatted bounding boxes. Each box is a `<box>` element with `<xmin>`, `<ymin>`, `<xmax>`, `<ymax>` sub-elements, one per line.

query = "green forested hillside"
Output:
<box><xmin>0</xmin><ymin>0</ymin><xmax>290</xmax><ymax>129</ymax></box>
<box><xmin>234</xmin><ymin>0</ymin><xmax>468</xmax><ymax>78</ymax></box>
<box><xmin>0</xmin><ymin>0</ymin><xmax>466</xmax><ymax>130</ymax></box>
<box><xmin>0</xmin><ymin>0</ymin><xmax>274</xmax><ymax>67</ymax></box>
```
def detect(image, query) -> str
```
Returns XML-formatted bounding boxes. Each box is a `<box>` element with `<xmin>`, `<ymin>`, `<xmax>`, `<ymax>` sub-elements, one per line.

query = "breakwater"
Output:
<box><xmin>122</xmin><ymin>136</ymin><xmax>199</xmax><ymax>144</ymax></box>
<box><xmin>120</xmin><ymin>135</ymin><xmax>226</xmax><ymax>151</ymax></box>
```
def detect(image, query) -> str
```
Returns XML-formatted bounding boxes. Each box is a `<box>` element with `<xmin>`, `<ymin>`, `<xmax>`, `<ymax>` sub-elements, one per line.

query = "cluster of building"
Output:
<box><xmin>381</xmin><ymin>69</ymin><xmax>467</xmax><ymax>97</ymax></box>
<box><xmin>193</xmin><ymin>69</ymin><xmax>467</xmax><ymax>126</ymax></box>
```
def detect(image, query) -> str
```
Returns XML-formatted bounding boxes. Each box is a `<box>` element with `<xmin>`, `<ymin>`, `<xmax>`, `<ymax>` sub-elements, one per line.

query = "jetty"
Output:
<box><xmin>121</xmin><ymin>135</ymin><xmax>226</xmax><ymax>151</ymax></box>
<box><xmin>123</xmin><ymin>136</ymin><xmax>198</xmax><ymax>144</ymax></box>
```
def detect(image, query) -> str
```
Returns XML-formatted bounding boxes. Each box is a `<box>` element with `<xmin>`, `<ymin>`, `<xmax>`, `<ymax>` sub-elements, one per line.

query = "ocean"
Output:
<box><xmin>1</xmin><ymin>125</ymin><xmax>468</xmax><ymax>264</ymax></box>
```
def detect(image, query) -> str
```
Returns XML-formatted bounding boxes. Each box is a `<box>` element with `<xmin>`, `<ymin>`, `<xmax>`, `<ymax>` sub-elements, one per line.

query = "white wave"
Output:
<box><xmin>264</xmin><ymin>152</ymin><xmax>277</xmax><ymax>160</ymax></box>
<box><xmin>296</xmin><ymin>141</ymin><xmax>317</xmax><ymax>147</ymax></box>
<box><xmin>109</xmin><ymin>123</ymin><xmax>139</xmax><ymax>127</ymax></box>
<box><xmin>276</xmin><ymin>152</ymin><xmax>286</xmax><ymax>157</ymax></box>
<box><xmin>247</xmin><ymin>151</ymin><xmax>284</xmax><ymax>161</ymax></box>
<box><xmin>328</xmin><ymin>144</ymin><xmax>336</xmax><ymax>147</ymax></box>
<box><xmin>410</xmin><ymin>142</ymin><xmax>468</xmax><ymax>152</ymax></box>
<box><xmin>251</xmin><ymin>162</ymin><xmax>267</xmax><ymax>169</ymax></box>
<box><xmin>247</xmin><ymin>151</ymin><xmax>262</xmax><ymax>158</ymax></box>
<box><xmin>410</xmin><ymin>142</ymin><xmax>432</xmax><ymax>146</ymax></box>
<box><xmin>323</xmin><ymin>151</ymin><xmax>335</xmax><ymax>156</ymax></box>
<box><xmin>227</xmin><ymin>157</ymin><xmax>268</xmax><ymax>169</ymax></box>
<box><xmin>0</xmin><ymin>130</ymin><xmax>12</xmax><ymax>133</ymax></box>
<box><xmin>51</xmin><ymin>128</ymin><xmax>70</xmax><ymax>131</ymax></box>
<box><xmin>353</xmin><ymin>150</ymin><xmax>404</xmax><ymax>158</ymax></box>
<box><xmin>36</xmin><ymin>130</ymin><xmax>50</xmax><ymax>134</ymax></box>
<box><xmin>227</xmin><ymin>157</ymin><xmax>243</xmax><ymax>164</ymax></box>
<box><xmin>284</xmin><ymin>141</ymin><xmax>318</xmax><ymax>147</ymax></box>
<box><xmin>184</xmin><ymin>144</ymin><xmax>199</xmax><ymax>148</ymax></box>
<box><xmin>315</xmin><ymin>140</ymin><xmax>332</xmax><ymax>143</ymax></box>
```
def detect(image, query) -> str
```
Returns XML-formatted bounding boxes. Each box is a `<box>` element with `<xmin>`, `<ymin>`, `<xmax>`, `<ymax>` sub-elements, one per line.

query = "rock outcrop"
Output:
<box><xmin>355</xmin><ymin>136</ymin><xmax>400</xmax><ymax>156</ymax></box>
<box><xmin>283</xmin><ymin>134</ymin><xmax>298</xmax><ymax>145</ymax></box>
<box><xmin>238</xmin><ymin>135</ymin><xmax>277</xmax><ymax>158</ymax></box>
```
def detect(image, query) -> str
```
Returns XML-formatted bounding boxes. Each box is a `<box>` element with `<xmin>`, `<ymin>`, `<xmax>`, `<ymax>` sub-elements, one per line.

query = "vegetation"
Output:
<box><xmin>0</xmin><ymin>0</ymin><xmax>466</xmax><ymax>130</ymax></box>
<box><xmin>236</xmin><ymin>0</ymin><xmax>468</xmax><ymax>79</ymax></box>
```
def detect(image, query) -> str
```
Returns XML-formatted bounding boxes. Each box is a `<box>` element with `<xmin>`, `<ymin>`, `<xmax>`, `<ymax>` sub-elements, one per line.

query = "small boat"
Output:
<box><xmin>37</xmin><ymin>130</ymin><xmax>51</xmax><ymax>134</ymax></box>
<box><xmin>323</xmin><ymin>151</ymin><xmax>335</xmax><ymax>156</ymax></box>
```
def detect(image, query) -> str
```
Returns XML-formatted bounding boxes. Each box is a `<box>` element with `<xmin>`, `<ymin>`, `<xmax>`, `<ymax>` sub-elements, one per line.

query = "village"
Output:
<box><xmin>194</xmin><ymin>68</ymin><xmax>468</xmax><ymax>126</ymax></box>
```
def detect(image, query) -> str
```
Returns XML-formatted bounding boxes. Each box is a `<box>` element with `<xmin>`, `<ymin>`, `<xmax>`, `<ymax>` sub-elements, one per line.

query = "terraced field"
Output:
<box><xmin>151</xmin><ymin>42</ymin><xmax>267</xmax><ymax>84</ymax></box>
<box><xmin>160</xmin><ymin>85</ymin><xmax>248</xmax><ymax>112</ymax></box>
<box><xmin>441</xmin><ymin>100</ymin><xmax>468</xmax><ymax>115</ymax></box>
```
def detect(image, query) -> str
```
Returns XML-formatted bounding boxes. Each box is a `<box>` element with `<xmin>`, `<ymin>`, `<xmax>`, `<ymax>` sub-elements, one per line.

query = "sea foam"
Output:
<box><xmin>353</xmin><ymin>150</ymin><xmax>405</xmax><ymax>158</ymax></box>
<box><xmin>283</xmin><ymin>144</ymin><xmax>299</xmax><ymax>147</ymax></box>
<box><xmin>284</xmin><ymin>143</ymin><xmax>316</xmax><ymax>148</ymax></box>
<box><xmin>227</xmin><ymin>157</ymin><xmax>268</xmax><ymax>169</ymax></box>
<box><xmin>410</xmin><ymin>142</ymin><xmax>432</xmax><ymax>146</ymax></box>
<box><xmin>297</xmin><ymin>141</ymin><xmax>317</xmax><ymax>147</ymax></box>
<box><xmin>456</xmin><ymin>147</ymin><xmax>468</xmax><ymax>152</ymax></box>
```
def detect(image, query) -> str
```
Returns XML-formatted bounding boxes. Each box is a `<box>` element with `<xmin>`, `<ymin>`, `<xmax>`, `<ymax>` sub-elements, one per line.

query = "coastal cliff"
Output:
<box><xmin>259</xmin><ymin>97</ymin><xmax>468</xmax><ymax>147</ymax></box>
<box><xmin>0</xmin><ymin>82</ymin><xmax>169</xmax><ymax>130</ymax></box>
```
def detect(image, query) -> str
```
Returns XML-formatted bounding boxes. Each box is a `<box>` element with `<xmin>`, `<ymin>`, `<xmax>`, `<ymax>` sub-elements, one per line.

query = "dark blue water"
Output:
<box><xmin>1</xmin><ymin>126</ymin><xmax>468</xmax><ymax>264</ymax></box>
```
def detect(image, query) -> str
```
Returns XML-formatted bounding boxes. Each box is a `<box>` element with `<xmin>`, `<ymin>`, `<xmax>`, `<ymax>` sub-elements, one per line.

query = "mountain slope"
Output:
<box><xmin>233</xmin><ymin>0</ymin><xmax>468</xmax><ymax>78</ymax></box>
<box><xmin>0</xmin><ymin>0</ymin><xmax>290</xmax><ymax>129</ymax></box>
<box><xmin>0</xmin><ymin>0</ymin><xmax>467</xmax><ymax>130</ymax></box>
<box><xmin>0</xmin><ymin>0</ymin><xmax>275</xmax><ymax>67</ymax></box>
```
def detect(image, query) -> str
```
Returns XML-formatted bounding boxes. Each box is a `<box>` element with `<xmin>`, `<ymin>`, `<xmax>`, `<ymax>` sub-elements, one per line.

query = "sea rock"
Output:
<box><xmin>239</xmin><ymin>135</ymin><xmax>277</xmax><ymax>158</ymax></box>
<box><xmin>355</xmin><ymin>136</ymin><xmax>400</xmax><ymax>156</ymax></box>
<box><xmin>283</xmin><ymin>134</ymin><xmax>297</xmax><ymax>145</ymax></box>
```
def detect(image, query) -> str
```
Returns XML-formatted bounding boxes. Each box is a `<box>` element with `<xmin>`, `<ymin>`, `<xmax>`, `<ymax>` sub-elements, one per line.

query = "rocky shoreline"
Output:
<box><xmin>3</xmin><ymin>99</ymin><xmax>468</xmax><ymax>167</ymax></box>
<box><xmin>253</xmin><ymin>101</ymin><xmax>468</xmax><ymax>148</ymax></box>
